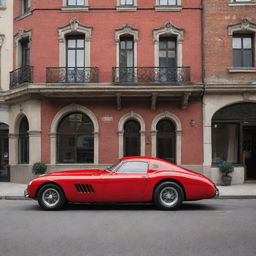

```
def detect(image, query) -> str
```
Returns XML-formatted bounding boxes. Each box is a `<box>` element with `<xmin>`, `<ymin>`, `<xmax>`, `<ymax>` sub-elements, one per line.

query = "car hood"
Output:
<box><xmin>41</xmin><ymin>169</ymin><xmax>109</xmax><ymax>177</ymax></box>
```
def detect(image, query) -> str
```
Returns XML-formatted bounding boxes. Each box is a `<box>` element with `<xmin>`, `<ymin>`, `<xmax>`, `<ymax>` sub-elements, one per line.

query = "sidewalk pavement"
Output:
<box><xmin>0</xmin><ymin>182</ymin><xmax>256</xmax><ymax>200</ymax></box>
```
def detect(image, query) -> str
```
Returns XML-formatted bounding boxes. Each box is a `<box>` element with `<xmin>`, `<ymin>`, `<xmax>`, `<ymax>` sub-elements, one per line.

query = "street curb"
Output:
<box><xmin>218</xmin><ymin>195</ymin><xmax>256</xmax><ymax>199</ymax></box>
<box><xmin>0</xmin><ymin>196</ymin><xmax>30</xmax><ymax>200</ymax></box>
<box><xmin>0</xmin><ymin>195</ymin><xmax>256</xmax><ymax>200</ymax></box>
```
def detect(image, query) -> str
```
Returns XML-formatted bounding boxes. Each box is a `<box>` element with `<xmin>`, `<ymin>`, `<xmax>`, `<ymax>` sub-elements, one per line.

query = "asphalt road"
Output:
<box><xmin>0</xmin><ymin>199</ymin><xmax>256</xmax><ymax>256</ymax></box>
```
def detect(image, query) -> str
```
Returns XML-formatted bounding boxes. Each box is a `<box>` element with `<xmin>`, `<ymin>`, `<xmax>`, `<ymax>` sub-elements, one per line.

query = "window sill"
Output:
<box><xmin>228</xmin><ymin>67</ymin><xmax>256</xmax><ymax>73</ymax></box>
<box><xmin>15</xmin><ymin>11</ymin><xmax>32</xmax><ymax>21</ymax></box>
<box><xmin>61</xmin><ymin>6</ymin><xmax>89</xmax><ymax>12</ymax></box>
<box><xmin>229</xmin><ymin>3</ymin><xmax>256</xmax><ymax>7</ymax></box>
<box><xmin>154</xmin><ymin>5</ymin><xmax>182</xmax><ymax>12</ymax></box>
<box><xmin>0</xmin><ymin>6</ymin><xmax>6</xmax><ymax>10</ymax></box>
<box><xmin>116</xmin><ymin>6</ymin><xmax>137</xmax><ymax>12</ymax></box>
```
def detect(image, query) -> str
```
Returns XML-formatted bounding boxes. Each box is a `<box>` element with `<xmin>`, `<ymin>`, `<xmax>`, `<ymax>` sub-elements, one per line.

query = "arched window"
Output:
<box><xmin>57</xmin><ymin>112</ymin><xmax>94</xmax><ymax>163</ymax></box>
<box><xmin>156</xmin><ymin>119</ymin><xmax>176</xmax><ymax>163</ymax></box>
<box><xmin>19</xmin><ymin>116</ymin><xmax>29</xmax><ymax>164</ymax></box>
<box><xmin>123</xmin><ymin>120</ymin><xmax>140</xmax><ymax>156</ymax></box>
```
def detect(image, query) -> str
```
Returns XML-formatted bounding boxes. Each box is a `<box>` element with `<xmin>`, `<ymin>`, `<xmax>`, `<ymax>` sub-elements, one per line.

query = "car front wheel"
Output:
<box><xmin>154</xmin><ymin>182</ymin><xmax>184</xmax><ymax>210</ymax></box>
<box><xmin>37</xmin><ymin>184</ymin><xmax>66</xmax><ymax>210</ymax></box>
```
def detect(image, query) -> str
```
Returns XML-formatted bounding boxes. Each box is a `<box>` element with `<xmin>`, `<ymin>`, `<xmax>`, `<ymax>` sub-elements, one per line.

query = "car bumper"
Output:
<box><xmin>24</xmin><ymin>189</ymin><xmax>29</xmax><ymax>198</ymax></box>
<box><xmin>215</xmin><ymin>187</ymin><xmax>219</xmax><ymax>198</ymax></box>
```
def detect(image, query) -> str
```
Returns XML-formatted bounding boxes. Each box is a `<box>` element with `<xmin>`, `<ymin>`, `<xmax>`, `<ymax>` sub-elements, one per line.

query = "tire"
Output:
<box><xmin>37</xmin><ymin>184</ymin><xmax>66</xmax><ymax>210</ymax></box>
<box><xmin>154</xmin><ymin>181</ymin><xmax>184</xmax><ymax>210</ymax></box>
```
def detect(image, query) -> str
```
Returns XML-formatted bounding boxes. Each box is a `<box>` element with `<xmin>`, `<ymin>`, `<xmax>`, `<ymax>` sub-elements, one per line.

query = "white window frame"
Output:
<box><xmin>116</xmin><ymin>0</ymin><xmax>137</xmax><ymax>11</ymax></box>
<box><xmin>153</xmin><ymin>21</ymin><xmax>184</xmax><ymax>68</ymax></box>
<box><xmin>0</xmin><ymin>0</ymin><xmax>6</xmax><ymax>9</ymax></box>
<box><xmin>229</xmin><ymin>0</ymin><xmax>256</xmax><ymax>6</ymax></box>
<box><xmin>115</xmin><ymin>24</ymin><xmax>139</xmax><ymax>78</ymax></box>
<box><xmin>227</xmin><ymin>18</ymin><xmax>256</xmax><ymax>73</ymax></box>
<box><xmin>155</xmin><ymin>0</ymin><xmax>182</xmax><ymax>12</ymax></box>
<box><xmin>20</xmin><ymin>0</ymin><xmax>31</xmax><ymax>15</ymax></box>
<box><xmin>58</xmin><ymin>18</ymin><xmax>92</xmax><ymax>67</ymax></box>
<box><xmin>14</xmin><ymin>29</ymin><xmax>32</xmax><ymax>69</ymax></box>
<box><xmin>62</xmin><ymin>0</ymin><xmax>88</xmax><ymax>12</ymax></box>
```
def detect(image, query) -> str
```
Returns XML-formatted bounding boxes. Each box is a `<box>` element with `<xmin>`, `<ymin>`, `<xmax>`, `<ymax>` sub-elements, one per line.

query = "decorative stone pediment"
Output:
<box><xmin>14</xmin><ymin>29</ymin><xmax>32</xmax><ymax>47</ymax></box>
<box><xmin>58</xmin><ymin>18</ymin><xmax>92</xmax><ymax>42</ymax></box>
<box><xmin>153</xmin><ymin>21</ymin><xmax>184</xmax><ymax>42</ymax></box>
<box><xmin>228</xmin><ymin>18</ymin><xmax>256</xmax><ymax>35</ymax></box>
<box><xmin>115</xmin><ymin>24</ymin><xmax>139</xmax><ymax>42</ymax></box>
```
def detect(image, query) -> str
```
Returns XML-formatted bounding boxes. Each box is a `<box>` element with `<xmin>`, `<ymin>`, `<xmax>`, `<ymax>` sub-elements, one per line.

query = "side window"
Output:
<box><xmin>117</xmin><ymin>161</ymin><xmax>148</xmax><ymax>173</ymax></box>
<box><xmin>232</xmin><ymin>34</ymin><xmax>253</xmax><ymax>67</ymax></box>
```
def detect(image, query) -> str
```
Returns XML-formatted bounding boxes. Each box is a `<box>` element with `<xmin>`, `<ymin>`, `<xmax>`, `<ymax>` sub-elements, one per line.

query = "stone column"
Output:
<box><xmin>0</xmin><ymin>34</ymin><xmax>5</xmax><ymax>88</ymax></box>
<box><xmin>29</xmin><ymin>131</ymin><xmax>41</xmax><ymax>164</ymax></box>
<box><xmin>9</xmin><ymin>133</ymin><xmax>18</xmax><ymax>165</ymax></box>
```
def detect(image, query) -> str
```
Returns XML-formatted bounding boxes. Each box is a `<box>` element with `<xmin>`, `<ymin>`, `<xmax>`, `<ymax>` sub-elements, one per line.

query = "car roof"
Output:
<box><xmin>121</xmin><ymin>156</ymin><xmax>166</xmax><ymax>162</ymax></box>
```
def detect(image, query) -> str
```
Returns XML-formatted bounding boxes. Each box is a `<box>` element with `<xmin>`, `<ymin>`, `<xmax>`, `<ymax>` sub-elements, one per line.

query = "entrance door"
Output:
<box><xmin>243</xmin><ymin>126</ymin><xmax>256</xmax><ymax>180</ymax></box>
<box><xmin>0</xmin><ymin>123</ymin><xmax>9</xmax><ymax>182</ymax></box>
<box><xmin>156</xmin><ymin>119</ymin><xmax>176</xmax><ymax>163</ymax></box>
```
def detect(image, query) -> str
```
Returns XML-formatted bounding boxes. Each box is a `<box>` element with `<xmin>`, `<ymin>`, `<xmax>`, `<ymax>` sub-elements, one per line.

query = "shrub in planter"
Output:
<box><xmin>32</xmin><ymin>162</ymin><xmax>47</xmax><ymax>175</ymax></box>
<box><xmin>218</xmin><ymin>161</ymin><xmax>234</xmax><ymax>186</ymax></box>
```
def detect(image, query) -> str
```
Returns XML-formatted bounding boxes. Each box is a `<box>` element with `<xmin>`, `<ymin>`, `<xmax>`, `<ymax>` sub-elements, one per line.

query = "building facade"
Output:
<box><xmin>203</xmin><ymin>0</ymin><xmax>256</xmax><ymax>184</ymax></box>
<box><xmin>6</xmin><ymin>0</ymin><xmax>204</xmax><ymax>183</ymax></box>
<box><xmin>0</xmin><ymin>0</ymin><xmax>13</xmax><ymax>182</ymax></box>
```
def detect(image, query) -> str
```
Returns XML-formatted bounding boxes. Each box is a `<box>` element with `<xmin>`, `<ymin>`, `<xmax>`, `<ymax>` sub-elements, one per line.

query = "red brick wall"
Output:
<box><xmin>14</xmin><ymin>0</ymin><xmax>203</xmax><ymax>83</ymax></box>
<box><xmin>204</xmin><ymin>0</ymin><xmax>256</xmax><ymax>82</ymax></box>
<box><xmin>41</xmin><ymin>100</ymin><xmax>203</xmax><ymax>165</ymax></box>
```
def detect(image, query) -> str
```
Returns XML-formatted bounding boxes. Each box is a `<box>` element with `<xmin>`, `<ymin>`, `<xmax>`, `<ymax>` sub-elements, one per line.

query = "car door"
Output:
<box><xmin>103</xmin><ymin>161</ymin><xmax>148</xmax><ymax>202</ymax></box>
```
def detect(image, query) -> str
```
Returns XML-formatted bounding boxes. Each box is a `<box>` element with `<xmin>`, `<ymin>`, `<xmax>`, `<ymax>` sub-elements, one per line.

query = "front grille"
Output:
<box><xmin>74</xmin><ymin>184</ymin><xmax>95</xmax><ymax>193</ymax></box>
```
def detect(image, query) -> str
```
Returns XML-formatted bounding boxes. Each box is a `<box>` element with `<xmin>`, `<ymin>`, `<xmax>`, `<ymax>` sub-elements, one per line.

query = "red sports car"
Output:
<box><xmin>25</xmin><ymin>157</ymin><xmax>218</xmax><ymax>210</ymax></box>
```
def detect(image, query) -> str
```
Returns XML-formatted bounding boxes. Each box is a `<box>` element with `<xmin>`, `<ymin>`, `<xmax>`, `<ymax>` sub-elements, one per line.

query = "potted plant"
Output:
<box><xmin>32</xmin><ymin>162</ymin><xmax>47</xmax><ymax>175</ymax></box>
<box><xmin>218</xmin><ymin>161</ymin><xmax>234</xmax><ymax>186</ymax></box>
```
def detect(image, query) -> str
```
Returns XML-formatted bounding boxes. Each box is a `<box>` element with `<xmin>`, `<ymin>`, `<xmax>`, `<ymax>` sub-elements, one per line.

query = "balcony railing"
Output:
<box><xmin>112</xmin><ymin>67</ymin><xmax>191</xmax><ymax>83</ymax></box>
<box><xmin>46</xmin><ymin>67</ymin><xmax>99</xmax><ymax>83</ymax></box>
<box><xmin>10</xmin><ymin>66</ymin><xmax>34</xmax><ymax>89</ymax></box>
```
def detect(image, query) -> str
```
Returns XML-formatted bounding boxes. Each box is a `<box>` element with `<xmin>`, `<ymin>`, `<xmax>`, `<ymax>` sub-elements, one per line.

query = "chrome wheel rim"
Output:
<box><xmin>159</xmin><ymin>187</ymin><xmax>178</xmax><ymax>207</ymax></box>
<box><xmin>42</xmin><ymin>188</ymin><xmax>60</xmax><ymax>208</ymax></box>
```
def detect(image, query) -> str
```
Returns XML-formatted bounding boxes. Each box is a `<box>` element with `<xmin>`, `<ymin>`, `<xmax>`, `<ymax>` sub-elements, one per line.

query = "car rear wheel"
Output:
<box><xmin>154</xmin><ymin>182</ymin><xmax>184</xmax><ymax>210</ymax></box>
<box><xmin>37</xmin><ymin>184</ymin><xmax>66</xmax><ymax>210</ymax></box>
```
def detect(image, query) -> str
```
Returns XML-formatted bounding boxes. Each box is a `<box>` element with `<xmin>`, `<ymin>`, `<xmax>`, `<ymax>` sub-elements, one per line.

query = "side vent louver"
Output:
<box><xmin>75</xmin><ymin>184</ymin><xmax>95</xmax><ymax>193</ymax></box>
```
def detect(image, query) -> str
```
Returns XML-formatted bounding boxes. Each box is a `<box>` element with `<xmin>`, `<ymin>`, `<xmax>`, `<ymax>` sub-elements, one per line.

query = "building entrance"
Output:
<box><xmin>0</xmin><ymin>123</ymin><xmax>9</xmax><ymax>182</ymax></box>
<box><xmin>243</xmin><ymin>126</ymin><xmax>256</xmax><ymax>180</ymax></box>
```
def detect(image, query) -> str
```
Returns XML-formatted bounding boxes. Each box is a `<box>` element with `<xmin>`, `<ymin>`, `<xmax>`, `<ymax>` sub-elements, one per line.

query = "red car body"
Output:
<box><xmin>26</xmin><ymin>157</ymin><xmax>218</xmax><ymax>208</ymax></box>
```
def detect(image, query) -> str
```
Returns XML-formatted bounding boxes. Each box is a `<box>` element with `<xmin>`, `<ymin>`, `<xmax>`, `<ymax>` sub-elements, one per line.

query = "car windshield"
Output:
<box><xmin>105</xmin><ymin>160</ymin><xmax>121</xmax><ymax>172</ymax></box>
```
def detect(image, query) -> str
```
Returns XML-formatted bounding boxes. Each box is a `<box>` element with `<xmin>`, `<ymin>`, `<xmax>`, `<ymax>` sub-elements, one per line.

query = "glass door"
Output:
<box><xmin>0</xmin><ymin>123</ymin><xmax>9</xmax><ymax>182</ymax></box>
<box><xmin>119</xmin><ymin>36</ymin><xmax>134</xmax><ymax>82</ymax></box>
<box><xmin>66</xmin><ymin>36</ymin><xmax>85</xmax><ymax>82</ymax></box>
<box><xmin>159</xmin><ymin>37</ymin><xmax>177</xmax><ymax>82</ymax></box>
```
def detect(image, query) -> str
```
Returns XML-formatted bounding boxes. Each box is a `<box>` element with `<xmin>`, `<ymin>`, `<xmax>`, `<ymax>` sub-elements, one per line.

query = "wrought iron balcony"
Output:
<box><xmin>112</xmin><ymin>67</ymin><xmax>191</xmax><ymax>83</ymax></box>
<box><xmin>10</xmin><ymin>66</ymin><xmax>34</xmax><ymax>89</ymax></box>
<box><xmin>46</xmin><ymin>67</ymin><xmax>99</xmax><ymax>83</ymax></box>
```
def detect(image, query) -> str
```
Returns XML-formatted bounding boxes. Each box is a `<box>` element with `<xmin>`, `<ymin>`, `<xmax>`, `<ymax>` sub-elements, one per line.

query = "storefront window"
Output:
<box><xmin>156</xmin><ymin>119</ymin><xmax>176</xmax><ymax>163</ymax></box>
<box><xmin>212</xmin><ymin>123</ymin><xmax>239</xmax><ymax>164</ymax></box>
